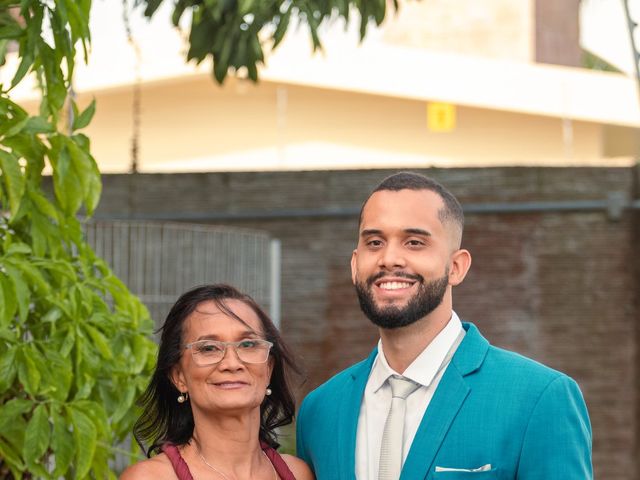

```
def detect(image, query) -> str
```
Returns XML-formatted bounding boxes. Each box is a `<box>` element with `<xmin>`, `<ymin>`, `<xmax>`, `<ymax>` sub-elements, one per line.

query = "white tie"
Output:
<box><xmin>378</xmin><ymin>376</ymin><xmax>420</xmax><ymax>480</ymax></box>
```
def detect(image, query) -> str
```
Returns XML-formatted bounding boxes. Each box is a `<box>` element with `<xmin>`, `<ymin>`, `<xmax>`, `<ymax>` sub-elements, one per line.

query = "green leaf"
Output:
<box><xmin>0</xmin><ymin>24</ymin><xmax>24</xmax><ymax>40</ymax></box>
<box><xmin>0</xmin><ymin>437</ymin><xmax>25</xmax><ymax>474</ymax></box>
<box><xmin>213</xmin><ymin>30</ymin><xmax>234</xmax><ymax>84</ymax></box>
<box><xmin>41</xmin><ymin>306</ymin><xmax>62</xmax><ymax>323</ymax></box>
<box><xmin>3</xmin><ymin>134</ymin><xmax>47</xmax><ymax>170</ymax></box>
<box><xmin>130</xmin><ymin>334</ymin><xmax>152</xmax><ymax>374</ymax></box>
<box><xmin>4</xmin><ymin>264</ymin><xmax>30</xmax><ymax>323</ymax></box>
<box><xmin>72</xmin><ymin>98</ymin><xmax>95</xmax><ymax>130</ymax></box>
<box><xmin>10</xmin><ymin>53</ymin><xmax>33</xmax><ymax>89</ymax></box>
<box><xmin>28</xmin><ymin>187</ymin><xmax>59</xmax><ymax>221</ymax></box>
<box><xmin>0</xmin><ymin>398</ymin><xmax>28</xmax><ymax>446</ymax></box>
<box><xmin>110</xmin><ymin>381</ymin><xmax>136</xmax><ymax>423</ymax></box>
<box><xmin>0</xmin><ymin>346</ymin><xmax>18</xmax><ymax>394</ymax></box>
<box><xmin>51</xmin><ymin>408</ymin><xmax>74</xmax><ymax>478</ymax></box>
<box><xmin>49</xmin><ymin>137</ymin><xmax>83</xmax><ymax>215</ymax></box>
<box><xmin>0</xmin><ymin>115</ymin><xmax>29</xmax><ymax>138</ymax></box>
<box><xmin>68</xmin><ymin>136</ymin><xmax>101</xmax><ymax>215</ymax></box>
<box><xmin>0</xmin><ymin>149</ymin><xmax>26</xmax><ymax>218</ymax></box>
<box><xmin>142</xmin><ymin>0</ymin><xmax>164</xmax><ymax>17</ymax></box>
<box><xmin>187</xmin><ymin>14</ymin><xmax>215</xmax><ymax>63</ymax></box>
<box><xmin>0</xmin><ymin>275</ymin><xmax>7</xmax><ymax>328</ymax></box>
<box><xmin>247</xmin><ymin>60</ymin><xmax>258</xmax><ymax>82</ymax></box>
<box><xmin>29</xmin><ymin>212</ymin><xmax>53</xmax><ymax>257</ymax></box>
<box><xmin>17</xmin><ymin>346</ymin><xmax>41</xmax><ymax>395</ymax></box>
<box><xmin>0</xmin><ymin>273</ymin><xmax>17</xmax><ymax>327</ymax></box>
<box><xmin>0</xmin><ymin>398</ymin><xmax>31</xmax><ymax>431</ymax></box>
<box><xmin>38</xmin><ymin>41</ymin><xmax>66</xmax><ymax>113</ymax></box>
<box><xmin>74</xmin><ymin>375</ymin><xmax>95</xmax><ymax>401</ymax></box>
<box><xmin>59</xmin><ymin>325</ymin><xmax>76</xmax><ymax>356</ymax></box>
<box><xmin>272</xmin><ymin>7</ymin><xmax>291</xmax><ymax>48</ymax></box>
<box><xmin>172</xmin><ymin>1</ymin><xmax>188</xmax><ymax>26</ymax></box>
<box><xmin>90</xmin><ymin>445</ymin><xmax>113</xmax><ymax>480</ymax></box>
<box><xmin>23</xmin><ymin>404</ymin><xmax>50</xmax><ymax>470</ymax></box>
<box><xmin>64</xmin><ymin>0</ymin><xmax>91</xmax><ymax>41</ymax></box>
<box><xmin>373</xmin><ymin>0</ymin><xmax>386</xmax><ymax>25</ymax></box>
<box><xmin>73</xmin><ymin>400</ymin><xmax>108</xmax><ymax>437</ymax></box>
<box><xmin>11</xmin><ymin>251</ymin><xmax>50</xmax><ymax>293</ymax></box>
<box><xmin>83</xmin><ymin>323</ymin><xmax>112</xmax><ymax>360</ymax></box>
<box><xmin>43</xmin><ymin>350</ymin><xmax>72</xmax><ymax>401</ymax></box>
<box><xmin>23</xmin><ymin>116</ymin><xmax>55</xmax><ymax>134</ymax></box>
<box><xmin>69</xmin><ymin>406</ymin><xmax>97</xmax><ymax>479</ymax></box>
<box><xmin>6</xmin><ymin>242</ymin><xmax>31</xmax><ymax>255</ymax></box>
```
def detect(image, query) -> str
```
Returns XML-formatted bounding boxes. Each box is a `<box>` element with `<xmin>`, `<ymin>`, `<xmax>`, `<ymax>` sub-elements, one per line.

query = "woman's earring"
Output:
<box><xmin>177</xmin><ymin>392</ymin><xmax>189</xmax><ymax>403</ymax></box>
<box><xmin>265</xmin><ymin>387</ymin><xmax>272</xmax><ymax>396</ymax></box>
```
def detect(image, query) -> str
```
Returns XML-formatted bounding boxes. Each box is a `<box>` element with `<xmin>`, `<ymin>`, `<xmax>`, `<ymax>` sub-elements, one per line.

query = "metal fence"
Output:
<box><xmin>85</xmin><ymin>221</ymin><xmax>279</xmax><ymax>329</ymax></box>
<box><xmin>85</xmin><ymin>221</ymin><xmax>279</xmax><ymax>471</ymax></box>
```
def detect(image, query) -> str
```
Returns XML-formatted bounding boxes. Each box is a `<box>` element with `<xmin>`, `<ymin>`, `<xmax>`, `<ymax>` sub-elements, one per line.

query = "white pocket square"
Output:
<box><xmin>435</xmin><ymin>464</ymin><xmax>492</xmax><ymax>472</ymax></box>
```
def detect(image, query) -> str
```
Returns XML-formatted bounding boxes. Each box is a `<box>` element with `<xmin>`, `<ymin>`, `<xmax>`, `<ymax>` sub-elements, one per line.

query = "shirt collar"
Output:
<box><xmin>369</xmin><ymin>311</ymin><xmax>464</xmax><ymax>393</ymax></box>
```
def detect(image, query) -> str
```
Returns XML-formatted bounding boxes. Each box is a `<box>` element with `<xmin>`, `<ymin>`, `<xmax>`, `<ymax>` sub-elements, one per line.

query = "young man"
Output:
<box><xmin>296</xmin><ymin>172</ymin><xmax>592</xmax><ymax>479</ymax></box>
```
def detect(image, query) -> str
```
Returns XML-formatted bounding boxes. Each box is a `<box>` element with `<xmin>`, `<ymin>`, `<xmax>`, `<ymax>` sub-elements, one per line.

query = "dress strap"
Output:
<box><xmin>162</xmin><ymin>444</ymin><xmax>194</xmax><ymax>480</ymax></box>
<box><xmin>261</xmin><ymin>442</ymin><xmax>297</xmax><ymax>480</ymax></box>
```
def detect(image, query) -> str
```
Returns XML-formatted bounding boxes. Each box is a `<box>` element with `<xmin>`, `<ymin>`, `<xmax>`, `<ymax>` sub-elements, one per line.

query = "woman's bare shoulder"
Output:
<box><xmin>281</xmin><ymin>453</ymin><xmax>315</xmax><ymax>480</ymax></box>
<box><xmin>119</xmin><ymin>453</ymin><xmax>176</xmax><ymax>480</ymax></box>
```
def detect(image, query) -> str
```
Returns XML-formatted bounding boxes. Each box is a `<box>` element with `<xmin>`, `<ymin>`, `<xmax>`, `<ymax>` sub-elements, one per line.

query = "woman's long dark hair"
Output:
<box><xmin>133</xmin><ymin>284</ymin><xmax>301</xmax><ymax>456</ymax></box>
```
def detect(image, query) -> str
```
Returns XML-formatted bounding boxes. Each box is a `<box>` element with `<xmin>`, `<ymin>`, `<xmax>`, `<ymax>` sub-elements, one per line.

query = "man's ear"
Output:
<box><xmin>350</xmin><ymin>249</ymin><xmax>358</xmax><ymax>285</ymax></box>
<box><xmin>448</xmin><ymin>248</ymin><xmax>472</xmax><ymax>286</ymax></box>
<box><xmin>170</xmin><ymin>365</ymin><xmax>187</xmax><ymax>394</ymax></box>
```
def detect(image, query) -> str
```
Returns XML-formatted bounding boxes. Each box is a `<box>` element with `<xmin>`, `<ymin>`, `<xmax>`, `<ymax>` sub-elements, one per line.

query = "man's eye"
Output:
<box><xmin>366</xmin><ymin>240</ymin><xmax>383</xmax><ymax>247</ymax></box>
<box><xmin>407</xmin><ymin>240</ymin><xmax>424</xmax><ymax>246</ymax></box>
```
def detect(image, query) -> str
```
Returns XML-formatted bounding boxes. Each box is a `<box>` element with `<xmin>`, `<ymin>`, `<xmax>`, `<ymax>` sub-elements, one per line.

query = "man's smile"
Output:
<box><xmin>377</xmin><ymin>281</ymin><xmax>414</xmax><ymax>290</ymax></box>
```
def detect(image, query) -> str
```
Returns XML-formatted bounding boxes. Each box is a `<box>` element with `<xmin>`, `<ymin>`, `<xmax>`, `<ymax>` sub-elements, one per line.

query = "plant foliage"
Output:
<box><xmin>135</xmin><ymin>0</ymin><xmax>400</xmax><ymax>83</ymax></box>
<box><xmin>0</xmin><ymin>1</ymin><xmax>156</xmax><ymax>478</ymax></box>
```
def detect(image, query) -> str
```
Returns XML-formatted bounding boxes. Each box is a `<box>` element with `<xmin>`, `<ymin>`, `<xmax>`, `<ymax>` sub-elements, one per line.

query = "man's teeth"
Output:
<box><xmin>379</xmin><ymin>281</ymin><xmax>412</xmax><ymax>290</ymax></box>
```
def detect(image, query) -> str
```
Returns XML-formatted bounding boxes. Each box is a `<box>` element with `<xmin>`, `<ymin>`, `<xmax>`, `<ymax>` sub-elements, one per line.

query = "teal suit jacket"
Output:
<box><xmin>296</xmin><ymin>322</ymin><xmax>592</xmax><ymax>479</ymax></box>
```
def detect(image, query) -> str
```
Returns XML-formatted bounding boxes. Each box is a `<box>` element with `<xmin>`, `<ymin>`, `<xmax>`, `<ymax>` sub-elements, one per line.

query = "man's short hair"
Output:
<box><xmin>359</xmin><ymin>172</ymin><xmax>464</xmax><ymax>244</ymax></box>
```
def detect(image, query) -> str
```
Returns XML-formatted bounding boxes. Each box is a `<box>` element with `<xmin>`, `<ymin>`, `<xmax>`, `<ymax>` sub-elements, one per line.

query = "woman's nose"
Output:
<box><xmin>217</xmin><ymin>345</ymin><xmax>244</xmax><ymax>370</ymax></box>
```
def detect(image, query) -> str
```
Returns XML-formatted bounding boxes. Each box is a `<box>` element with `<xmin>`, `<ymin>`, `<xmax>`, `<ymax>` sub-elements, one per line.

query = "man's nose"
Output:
<box><xmin>377</xmin><ymin>242</ymin><xmax>406</xmax><ymax>270</ymax></box>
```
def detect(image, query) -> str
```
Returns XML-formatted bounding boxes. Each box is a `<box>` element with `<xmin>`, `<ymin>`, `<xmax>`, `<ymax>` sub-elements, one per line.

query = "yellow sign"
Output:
<box><xmin>427</xmin><ymin>102</ymin><xmax>456</xmax><ymax>132</ymax></box>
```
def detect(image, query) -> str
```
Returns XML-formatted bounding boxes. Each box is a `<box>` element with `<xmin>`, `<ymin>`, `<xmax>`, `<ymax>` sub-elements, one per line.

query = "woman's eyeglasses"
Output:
<box><xmin>184</xmin><ymin>339</ymin><xmax>273</xmax><ymax>365</ymax></box>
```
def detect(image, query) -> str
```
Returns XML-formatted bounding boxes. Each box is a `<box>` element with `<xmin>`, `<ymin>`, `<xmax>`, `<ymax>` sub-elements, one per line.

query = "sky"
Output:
<box><xmin>580</xmin><ymin>0</ymin><xmax>639</xmax><ymax>75</ymax></box>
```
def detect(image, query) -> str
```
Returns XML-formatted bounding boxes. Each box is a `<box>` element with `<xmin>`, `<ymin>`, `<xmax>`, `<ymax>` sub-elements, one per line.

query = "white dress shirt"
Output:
<box><xmin>355</xmin><ymin>312</ymin><xmax>465</xmax><ymax>480</ymax></box>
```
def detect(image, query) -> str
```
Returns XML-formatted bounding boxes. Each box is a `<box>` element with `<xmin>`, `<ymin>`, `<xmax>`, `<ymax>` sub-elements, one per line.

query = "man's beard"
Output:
<box><xmin>355</xmin><ymin>270</ymin><xmax>449</xmax><ymax>329</ymax></box>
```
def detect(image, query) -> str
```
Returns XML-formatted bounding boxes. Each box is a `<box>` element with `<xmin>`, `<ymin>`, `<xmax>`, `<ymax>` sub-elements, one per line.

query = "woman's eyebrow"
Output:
<box><xmin>196</xmin><ymin>330</ymin><xmax>260</xmax><ymax>341</ymax></box>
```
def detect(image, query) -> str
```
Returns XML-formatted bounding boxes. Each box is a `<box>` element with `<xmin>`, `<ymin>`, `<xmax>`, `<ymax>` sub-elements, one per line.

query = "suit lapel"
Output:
<box><xmin>336</xmin><ymin>350</ymin><xmax>377</xmax><ymax>480</ymax></box>
<box><xmin>400</xmin><ymin>323</ymin><xmax>489</xmax><ymax>480</ymax></box>
<box><xmin>400</xmin><ymin>366</ymin><xmax>469</xmax><ymax>480</ymax></box>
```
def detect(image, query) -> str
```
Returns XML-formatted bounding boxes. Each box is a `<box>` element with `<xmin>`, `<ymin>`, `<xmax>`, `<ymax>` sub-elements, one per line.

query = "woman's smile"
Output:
<box><xmin>209</xmin><ymin>380</ymin><xmax>250</xmax><ymax>389</ymax></box>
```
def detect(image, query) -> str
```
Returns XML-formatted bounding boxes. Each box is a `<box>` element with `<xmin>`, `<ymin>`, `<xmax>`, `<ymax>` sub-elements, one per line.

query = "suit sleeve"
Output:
<box><xmin>295</xmin><ymin>395</ymin><xmax>313</xmax><ymax>472</ymax></box>
<box><xmin>517</xmin><ymin>375</ymin><xmax>592</xmax><ymax>479</ymax></box>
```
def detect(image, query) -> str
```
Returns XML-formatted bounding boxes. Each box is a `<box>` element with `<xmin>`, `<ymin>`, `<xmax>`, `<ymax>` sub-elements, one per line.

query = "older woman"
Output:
<box><xmin>121</xmin><ymin>284</ymin><xmax>313</xmax><ymax>479</ymax></box>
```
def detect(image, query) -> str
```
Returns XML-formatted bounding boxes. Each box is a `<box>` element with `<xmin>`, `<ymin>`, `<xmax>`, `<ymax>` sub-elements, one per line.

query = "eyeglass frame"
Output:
<box><xmin>183</xmin><ymin>338</ymin><xmax>274</xmax><ymax>365</ymax></box>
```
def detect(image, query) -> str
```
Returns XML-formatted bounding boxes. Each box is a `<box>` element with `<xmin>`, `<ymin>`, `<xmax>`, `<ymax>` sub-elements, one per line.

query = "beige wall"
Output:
<box><xmin>382</xmin><ymin>0</ymin><xmax>534</xmax><ymax>61</ymax></box>
<box><xmin>68</xmin><ymin>75</ymin><xmax>634</xmax><ymax>173</ymax></box>
<box><xmin>381</xmin><ymin>0</ymin><xmax>581</xmax><ymax>67</ymax></box>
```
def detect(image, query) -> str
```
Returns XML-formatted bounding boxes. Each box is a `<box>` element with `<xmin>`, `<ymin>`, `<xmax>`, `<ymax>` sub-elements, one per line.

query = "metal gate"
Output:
<box><xmin>85</xmin><ymin>221</ymin><xmax>281</xmax><ymax>328</ymax></box>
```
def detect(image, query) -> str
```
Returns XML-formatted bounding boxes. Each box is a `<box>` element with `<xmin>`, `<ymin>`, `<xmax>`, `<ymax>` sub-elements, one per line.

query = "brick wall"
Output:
<box><xmin>98</xmin><ymin>167</ymin><xmax>638</xmax><ymax>479</ymax></box>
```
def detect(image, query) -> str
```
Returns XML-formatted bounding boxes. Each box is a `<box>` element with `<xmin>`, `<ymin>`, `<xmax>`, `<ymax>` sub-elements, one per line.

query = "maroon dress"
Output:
<box><xmin>162</xmin><ymin>442</ymin><xmax>297</xmax><ymax>480</ymax></box>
